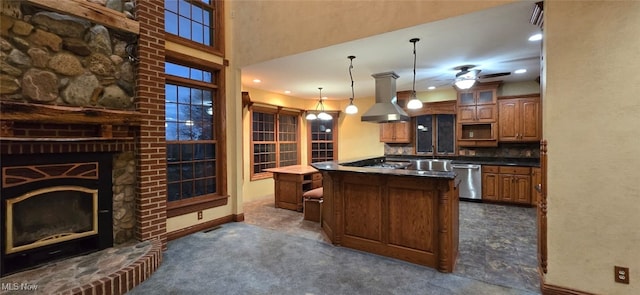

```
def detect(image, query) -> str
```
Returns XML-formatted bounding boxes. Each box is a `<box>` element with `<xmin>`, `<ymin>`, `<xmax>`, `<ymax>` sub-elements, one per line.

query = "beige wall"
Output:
<box><xmin>498</xmin><ymin>80</ymin><xmax>540</xmax><ymax>96</ymax></box>
<box><xmin>231</xmin><ymin>1</ymin><xmax>515</xmax><ymax>67</ymax></box>
<box><xmin>544</xmin><ymin>1</ymin><xmax>640</xmax><ymax>294</ymax></box>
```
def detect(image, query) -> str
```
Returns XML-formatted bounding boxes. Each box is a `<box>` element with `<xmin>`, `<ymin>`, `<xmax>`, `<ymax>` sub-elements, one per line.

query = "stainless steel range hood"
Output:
<box><xmin>361</xmin><ymin>72</ymin><xmax>410</xmax><ymax>123</ymax></box>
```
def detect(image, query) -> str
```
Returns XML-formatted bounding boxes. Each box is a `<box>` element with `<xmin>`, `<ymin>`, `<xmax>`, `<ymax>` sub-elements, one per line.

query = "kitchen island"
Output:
<box><xmin>311</xmin><ymin>157</ymin><xmax>459</xmax><ymax>273</ymax></box>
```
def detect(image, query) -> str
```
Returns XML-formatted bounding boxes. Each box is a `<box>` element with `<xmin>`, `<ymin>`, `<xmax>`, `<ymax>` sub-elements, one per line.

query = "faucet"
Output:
<box><xmin>432</xmin><ymin>145</ymin><xmax>435</xmax><ymax>159</ymax></box>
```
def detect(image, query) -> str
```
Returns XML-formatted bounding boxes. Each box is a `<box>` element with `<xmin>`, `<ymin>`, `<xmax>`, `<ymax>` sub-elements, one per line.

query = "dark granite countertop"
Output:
<box><xmin>311</xmin><ymin>160</ymin><xmax>456</xmax><ymax>179</ymax></box>
<box><xmin>385</xmin><ymin>155</ymin><xmax>540</xmax><ymax>167</ymax></box>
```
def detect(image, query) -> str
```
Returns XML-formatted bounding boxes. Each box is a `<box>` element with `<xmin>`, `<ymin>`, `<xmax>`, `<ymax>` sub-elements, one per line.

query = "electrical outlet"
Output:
<box><xmin>615</xmin><ymin>266</ymin><xmax>630</xmax><ymax>284</ymax></box>
<box><xmin>197</xmin><ymin>211</ymin><xmax>203</xmax><ymax>220</ymax></box>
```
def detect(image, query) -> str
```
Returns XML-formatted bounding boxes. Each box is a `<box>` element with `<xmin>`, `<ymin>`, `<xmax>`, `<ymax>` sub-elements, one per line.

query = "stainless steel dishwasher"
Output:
<box><xmin>452</xmin><ymin>164</ymin><xmax>482</xmax><ymax>200</ymax></box>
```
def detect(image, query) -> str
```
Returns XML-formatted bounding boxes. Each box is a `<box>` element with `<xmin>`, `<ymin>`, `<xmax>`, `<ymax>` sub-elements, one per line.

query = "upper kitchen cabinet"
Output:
<box><xmin>380</xmin><ymin>121</ymin><xmax>411</xmax><ymax>143</ymax></box>
<box><xmin>415</xmin><ymin>114</ymin><xmax>456</xmax><ymax>155</ymax></box>
<box><xmin>498</xmin><ymin>95</ymin><xmax>541</xmax><ymax>142</ymax></box>
<box><xmin>379</xmin><ymin>91</ymin><xmax>413</xmax><ymax>143</ymax></box>
<box><xmin>456</xmin><ymin>83</ymin><xmax>499</xmax><ymax>123</ymax></box>
<box><xmin>456</xmin><ymin>82</ymin><xmax>500</xmax><ymax>147</ymax></box>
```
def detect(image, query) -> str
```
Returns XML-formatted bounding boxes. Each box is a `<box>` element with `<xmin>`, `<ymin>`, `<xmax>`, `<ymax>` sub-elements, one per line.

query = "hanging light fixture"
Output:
<box><xmin>454</xmin><ymin>70</ymin><xmax>477</xmax><ymax>89</ymax></box>
<box><xmin>345</xmin><ymin>55</ymin><xmax>358</xmax><ymax>115</ymax></box>
<box><xmin>406</xmin><ymin>38</ymin><xmax>423</xmax><ymax>110</ymax></box>
<box><xmin>307</xmin><ymin>87</ymin><xmax>333</xmax><ymax>121</ymax></box>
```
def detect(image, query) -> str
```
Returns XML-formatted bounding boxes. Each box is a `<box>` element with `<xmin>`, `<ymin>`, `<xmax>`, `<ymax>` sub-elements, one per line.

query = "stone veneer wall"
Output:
<box><xmin>0</xmin><ymin>3</ymin><xmax>136</xmax><ymax>108</ymax></box>
<box><xmin>113</xmin><ymin>151</ymin><xmax>136</xmax><ymax>244</ymax></box>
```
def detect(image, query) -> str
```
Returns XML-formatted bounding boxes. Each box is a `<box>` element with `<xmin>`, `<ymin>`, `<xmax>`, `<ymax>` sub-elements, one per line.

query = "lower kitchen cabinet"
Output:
<box><xmin>482</xmin><ymin>165</ymin><xmax>533</xmax><ymax>205</ymax></box>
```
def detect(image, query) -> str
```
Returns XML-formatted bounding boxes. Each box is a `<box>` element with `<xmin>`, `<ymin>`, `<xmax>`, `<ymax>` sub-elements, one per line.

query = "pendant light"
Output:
<box><xmin>345</xmin><ymin>55</ymin><xmax>358</xmax><ymax>115</ymax></box>
<box><xmin>307</xmin><ymin>87</ymin><xmax>332</xmax><ymax>121</ymax></box>
<box><xmin>406</xmin><ymin>38</ymin><xmax>423</xmax><ymax>110</ymax></box>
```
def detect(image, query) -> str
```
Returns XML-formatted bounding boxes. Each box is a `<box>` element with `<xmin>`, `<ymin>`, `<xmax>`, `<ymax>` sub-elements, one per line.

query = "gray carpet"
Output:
<box><xmin>129</xmin><ymin>222</ymin><xmax>537</xmax><ymax>295</ymax></box>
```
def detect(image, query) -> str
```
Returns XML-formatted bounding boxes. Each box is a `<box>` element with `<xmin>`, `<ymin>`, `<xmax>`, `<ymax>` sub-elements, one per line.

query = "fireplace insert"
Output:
<box><xmin>1</xmin><ymin>153</ymin><xmax>113</xmax><ymax>276</ymax></box>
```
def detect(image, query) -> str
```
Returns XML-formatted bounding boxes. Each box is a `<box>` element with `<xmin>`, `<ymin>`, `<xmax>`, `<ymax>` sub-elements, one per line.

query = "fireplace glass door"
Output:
<box><xmin>5</xmin><ymin>186</ymin><xmax>98</xmax><ymax>254</ymax></box>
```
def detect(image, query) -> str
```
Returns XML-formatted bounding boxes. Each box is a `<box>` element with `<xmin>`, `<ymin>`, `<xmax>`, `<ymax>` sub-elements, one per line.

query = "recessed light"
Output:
<box><xmin>284</xmin><ymin>90</ymin><xmax>291</xmax><ymax>94</ymax></box>
<box><xmin>528</xmin><ymin>33</ymin><xmax>542</xmax><ymax>41</ymax></box>
<box><xmin>427</xmin><ymin>86</ymin><xmax>436</xmax><ymax>90</ymax></box>
<box><xmin>514</xmin><ymin>69</ymin><xmax>527</xmax><ymax>74</ymax></box>
<box><xmin>252</xmin><ymin>79</ymin><xmax>261</xmax><ymax>83</ymax></box>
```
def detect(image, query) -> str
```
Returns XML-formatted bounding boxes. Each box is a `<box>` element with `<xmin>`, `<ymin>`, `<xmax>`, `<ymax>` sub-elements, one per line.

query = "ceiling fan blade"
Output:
<box><xmin>455</xmin><ymin>70</ymin><xmax>470</xmax><ymax>78</ymax></box>
<box><xmin>478</xmin><ymin>72</ymin><xmax>511</xmax><ymax>79</ymax></box>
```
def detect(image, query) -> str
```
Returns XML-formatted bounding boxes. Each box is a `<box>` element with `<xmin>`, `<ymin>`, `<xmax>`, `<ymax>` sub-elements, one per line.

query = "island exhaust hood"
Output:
<box><xmin>361</xmin><ymin>72</ymin><xmax>410</xmax><ymax>123</ymax></box>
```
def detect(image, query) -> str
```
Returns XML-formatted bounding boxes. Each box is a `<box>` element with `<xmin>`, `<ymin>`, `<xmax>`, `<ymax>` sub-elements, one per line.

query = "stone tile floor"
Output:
<box><xmin>244</xmin><ymin>196</ymin><xmax>540</xmax><ymax>294</ymax></box>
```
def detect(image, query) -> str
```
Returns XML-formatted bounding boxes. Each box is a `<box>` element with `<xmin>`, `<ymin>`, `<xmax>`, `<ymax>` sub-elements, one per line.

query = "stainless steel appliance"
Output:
<box><xmin>452</xmin><ymin>164</ymin><xmax>482</xmax><ymax>200</ymax></box>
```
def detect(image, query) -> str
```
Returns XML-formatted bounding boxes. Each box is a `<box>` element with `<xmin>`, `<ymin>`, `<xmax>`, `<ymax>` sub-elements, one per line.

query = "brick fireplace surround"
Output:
<box><xmin>0</xmin><ymin>0</ymin><xmax>167</xmax><ymax>293</ymax></box>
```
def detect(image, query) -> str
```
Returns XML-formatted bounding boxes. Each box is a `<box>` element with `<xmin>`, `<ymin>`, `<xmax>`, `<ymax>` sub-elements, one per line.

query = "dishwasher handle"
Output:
<box><xmin>452</xmin><ymin>164</ymin><xmax>481</xmax><ymax>170</ymax></box>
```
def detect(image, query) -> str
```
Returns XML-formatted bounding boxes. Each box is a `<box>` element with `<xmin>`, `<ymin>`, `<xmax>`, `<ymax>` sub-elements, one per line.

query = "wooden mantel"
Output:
<box><xmin>26</xmin><ymin>0</ymin><xmax>139</xmax><ymax>35</ymax></box>
<box><xmin>1</xmin><ymin>101</ymin><xmax>143</xmax><ymax>125</ymax></box>
<box><xmin>0</xmin><ymin>101</ymin><xmax>143</xmax><ymax>141</ymax></box>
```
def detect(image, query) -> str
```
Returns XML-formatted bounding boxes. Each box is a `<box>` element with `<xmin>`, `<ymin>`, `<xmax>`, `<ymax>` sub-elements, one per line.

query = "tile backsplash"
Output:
<box><xmin>385</xmin><ymin>143</ymin><xmax>540</xmax><ymax>158</ymax></box>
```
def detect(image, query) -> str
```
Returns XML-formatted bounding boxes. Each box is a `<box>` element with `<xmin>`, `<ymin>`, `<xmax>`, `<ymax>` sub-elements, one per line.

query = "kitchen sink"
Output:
<box><xmin>405</xmin><ymin>159</ymin><xmax>453</xmax><ymax>172</ymax></box>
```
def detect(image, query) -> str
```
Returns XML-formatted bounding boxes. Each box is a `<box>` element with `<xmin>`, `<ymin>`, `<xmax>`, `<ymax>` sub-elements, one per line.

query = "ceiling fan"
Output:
<box><xmin>453</xmin><ymin>65</ymin><xmax>511</xmax><ymax>89</ymax></box>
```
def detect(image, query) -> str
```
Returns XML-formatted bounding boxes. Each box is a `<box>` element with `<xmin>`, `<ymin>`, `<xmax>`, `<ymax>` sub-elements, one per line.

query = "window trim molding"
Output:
<box><xmin>307</xmin><ymin>111</ymin><xmax>340</xmax><ymax>164</ymax></box>
<box><xmin>249</xmin><ymin>105</ymin><xmax>301</xmax><ymax>181</ymax></box>
<box><xmin>164</xmin><ymin>0</ymin><xmax>225</xmax><ymax>56</ymax></box>
<box><xmin>164</xmin><ymin>51</ymin><xmax>227</xmax><ymax>216</ymax></box>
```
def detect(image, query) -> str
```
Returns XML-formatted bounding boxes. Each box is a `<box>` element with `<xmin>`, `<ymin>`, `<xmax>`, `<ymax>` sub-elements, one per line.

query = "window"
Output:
<box><xmin>164</xmin><ymin>0</ymin><xmax>223</xmax><ymax>54</ymax></box>
<box><xmin>416</xmin><ymin>114</ymin><xmax>456</xmax><ymax>155</ymax></box>
<box><xmin>165</xmin><ymin>59</ymin><xmax>225</xmax><ymax>215</ymax></box>
<box><xmin>308</xmin><ymin>114</ymin><xmax>338</xmax><ymax>163</ymax></box>
<box><xmin>251</xmin><ymin>108</ymin><xmax>300</xmax><ymax>180</ymax></box>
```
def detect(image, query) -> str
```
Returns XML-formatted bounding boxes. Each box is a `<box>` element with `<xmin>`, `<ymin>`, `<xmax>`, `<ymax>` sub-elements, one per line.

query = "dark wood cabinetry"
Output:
<box><xmin>498</xmin><ymin>96</ymin><xmax>541</xmax><ymax>142</ymax></box>
<box><xmin>318</xmin><ymin>169</ymin><xmax>459</xmax><ymax>273</ymax></box>
<box><xmin>265</xmin><ymin>165</ymin><xmax>322</xmax><ymax>211</ymax></box>
<box><xmin>456</xmin><ymin>83</ymin><xmax>500</xmax><ymax>147</ymax></box>
<box><xmin>482</xmin><ymin>165</ymin><xmax>533</xmax><ymax>205</ymax></box>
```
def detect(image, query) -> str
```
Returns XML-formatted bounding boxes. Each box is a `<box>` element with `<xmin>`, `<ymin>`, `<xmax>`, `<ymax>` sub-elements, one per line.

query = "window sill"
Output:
<box><xmin>167</xmin><ymin>194</ymin><xmax>229</xmax><ymax>218</ymax></box>
<box><xmin>250</xmin><ymin>172</ymin><xmax>273</xmax><ymax>181</ymax></box>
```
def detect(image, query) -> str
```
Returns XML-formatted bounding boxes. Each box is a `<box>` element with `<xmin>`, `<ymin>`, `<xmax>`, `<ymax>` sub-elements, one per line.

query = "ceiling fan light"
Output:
<box><xmin>306</xmin><ymin>113</ymin><xmax>317</xmax><ymax>120</ymax></box>
<box><xmin>455</xmin><ymin>78</ymin><xmax>476</xmax><ymax>89</ymax></box>
<box><xmin>345</xmin><ymin>101</ymin><xmax>358</xmax><ymax>114</ymax></box>
<box><xmin>407</xmin><ymin>98</ymin><xmax>423</xmax><ymax>109</ymax></box>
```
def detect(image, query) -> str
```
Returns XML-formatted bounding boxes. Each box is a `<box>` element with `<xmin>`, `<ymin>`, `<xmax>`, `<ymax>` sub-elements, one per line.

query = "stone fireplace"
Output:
<box><xmin>0</xmin><ymin>0</ymin><xmax>167</xmax><ymax>292</ymax></box>
<box><xmin>1</xmin><ymin>153</ymin><xmax>114</xmax><ymax>276</ymax></box>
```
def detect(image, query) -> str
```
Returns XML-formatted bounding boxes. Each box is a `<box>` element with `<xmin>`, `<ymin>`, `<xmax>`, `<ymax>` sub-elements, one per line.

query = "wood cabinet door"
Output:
<box><xmin>500</xmin><ymin>175</ymin><xmax>514</xmax><ymax>202</ymax></box>
<box><xmin>476</xmin><ymin>104</ymin><xmax>497</xmax><ymax>122</ymax></box>
<box><xmin>499</xmin><ymin>100</ymin><xmax>519</xmax><ymax>141</ymax></box>
<box><xmin>458</xmin><ymin>91</ymin><xmax>475</xmax><ymax>106</ymax></box>
<box><xmin>476</xmin><ymin>89</ymin><xmax>496</xmax><ymax>105</ymax></box>
<box><xmin>457</xmin><ymin>106</ymin><xmax>477</xmax><ymax>122</ymax></box>
<box><xmin>482</xmin><ymin>173</ymin><xmax>499</xmax><ymax>201</ymax></box>
<box><xmin>380</xmin><ymin>123</ymin><xmax>395</xmax><ymax>142</ymax></box>
<box><xmin>393</xmin><ymin>122</ymin><xmax>411</xmax><ymax>143</ymax></box>
<box><xmin>380</xmin><ymin>122</ymin><xmax>411</xmax><ymax>143</ymax></box>
<box><xmin>513</xmin><ymin>176</ymin><xmax>531</xmax><ymax>204</ymax></box>
<box><xmin>520</xmin><ymin>98</ymin><xmax>541</xmax><ymax>141</ymax></box>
